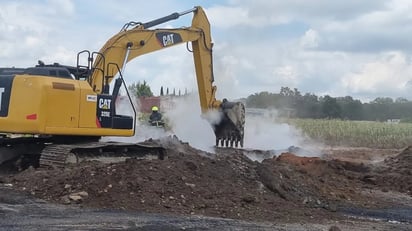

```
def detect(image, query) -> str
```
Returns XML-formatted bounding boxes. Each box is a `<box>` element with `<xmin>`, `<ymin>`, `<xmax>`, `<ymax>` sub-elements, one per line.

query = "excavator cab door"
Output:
<box><xmin>96</xmin><ymin>73</ymin><xmax>133</xmax><ymax>130</ymax></box>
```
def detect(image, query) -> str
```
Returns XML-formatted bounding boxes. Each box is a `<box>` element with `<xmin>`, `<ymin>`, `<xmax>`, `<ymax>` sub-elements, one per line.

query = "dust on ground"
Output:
<box><xmin>1</xmin><ymin>136</ymin><xmax>412</xmax><ymax>227</ymax></box>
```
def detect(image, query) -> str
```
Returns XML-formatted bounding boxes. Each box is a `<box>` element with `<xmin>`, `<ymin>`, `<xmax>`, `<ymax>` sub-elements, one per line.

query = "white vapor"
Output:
<box><xmin>164</xmin><ymin>94</ymin><xmax>216</xmax><ymax>152</ymax></box>
<box><xmin>101</xmin><ymin>95</ymin><xmax>173</xmax><ymax>143</ymax></box>
<box><xmin>243</xmin><ymin>115</ymin><xmax>304</xmax><ymax>150</ymax></box>
<box><xmin>243</xmin><ymin>110</ymin><xmax>323</xmax><ymax>157</ymax></box>
<box><xmin>105</xmin><ymin>93</ymin><xmax>319</xmax><ymax>157</ymax></box>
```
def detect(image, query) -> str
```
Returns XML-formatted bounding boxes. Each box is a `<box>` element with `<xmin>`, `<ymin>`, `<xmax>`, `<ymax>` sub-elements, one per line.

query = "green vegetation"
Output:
<box><xmin>246</xmin><ymin>87</ymin><xmax>412</xmax><ymax>122</ymax></box>
<box><xmin>128</xmin><ymin>80</ymin><xmax>153</xmax><ymax>97</ymax></box>
<box><xmin>245</xmin><ymin>87</ymin><xmax>412</xmax><ymax>148</ymax></box>
<box><xmin>287</xmin><ymin>119</ymin><xmax>412</xmax><ymax>148</ymax></box>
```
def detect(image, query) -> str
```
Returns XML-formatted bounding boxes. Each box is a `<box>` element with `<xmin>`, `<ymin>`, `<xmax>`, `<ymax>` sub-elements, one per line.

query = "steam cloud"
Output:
<box><xmin>105</xmin><ymin>93</ymin><xmax>321</xmax><ymax>157</ymax></box>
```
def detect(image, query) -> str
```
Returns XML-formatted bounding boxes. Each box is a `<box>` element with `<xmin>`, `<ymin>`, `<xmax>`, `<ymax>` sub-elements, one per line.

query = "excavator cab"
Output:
<box><xmin>75</xmin><ymin>50</ymin><xmax>136</xmax><ymax>131</ymax></box>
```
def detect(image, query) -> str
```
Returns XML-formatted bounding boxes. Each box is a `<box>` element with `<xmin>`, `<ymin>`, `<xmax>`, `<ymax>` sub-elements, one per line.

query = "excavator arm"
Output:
<box><xmin>89</xmin><ymin>6</ymin><xmax>245</xmax><ymax>147</ymax></box>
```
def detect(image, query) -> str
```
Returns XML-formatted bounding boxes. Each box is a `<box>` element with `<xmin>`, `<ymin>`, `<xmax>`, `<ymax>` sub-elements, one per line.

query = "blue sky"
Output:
<box><xmin>1</xmin><ymin>0</ymin><xmax>412</xmax><ymax>102</ymax></box>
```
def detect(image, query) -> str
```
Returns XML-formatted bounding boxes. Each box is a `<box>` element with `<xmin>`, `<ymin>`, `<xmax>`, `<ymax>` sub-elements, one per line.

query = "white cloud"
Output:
<box><xmin>341</xmin><ymin>52</ymin><xmax>412</xmax><ymax>99</ymax></box>
<box><xmin>0</xmin><ymin>1</ymin><xmax>75</xmax><ymax>66</ymax></box>
<box><xmin>46</xmin><ymin>0</ymin><xmax>75</xmax><ymax>16</ymax></box>
<box><xmin>122</xmin><ymin>44</ymin><xmax>196</xmax><ymax>96</ymax></box>
<box><xmin>206</xmin><ymin>4</ymin><xmax>291</xmax><ymax>28</ymax></box>
<box><xmin>272</xmin><ymin>65</ymin><xmax>299</xmax><ymax>86</ymax></box>
<box><xmin>39</xmin><ymin>46</ymin><xmax>77</xmax><ymax>64</ymax></box>
<box><xmin>300</xmin><ymin>29</ymin><xmax>320</xmax><ymax>49</ymax></box>
<box><xmin>25</xmin><ymin>36</ymin><xmax>42</xmax><ymax>47</ymax></box>
<box><xmin>206</xmin><ymin>6</ymin><xmax>251</xmax><ymax>29</ymax></box>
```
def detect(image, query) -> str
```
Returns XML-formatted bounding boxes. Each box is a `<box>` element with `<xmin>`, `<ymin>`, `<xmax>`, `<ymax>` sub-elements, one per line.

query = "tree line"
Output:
<box><xmin>246</xmin><ymin>87</ymin><xmax>412</xmax><ymax>122</ymax></box>
<box><xmin>128</xmin><ymin>82</ymin><xmax>412</xmax><ymax>122</ymax></box>
<box><xmin>128</xmin><ymin>81</ymin><xmax>188</xmax><ymax>98</ymax></box>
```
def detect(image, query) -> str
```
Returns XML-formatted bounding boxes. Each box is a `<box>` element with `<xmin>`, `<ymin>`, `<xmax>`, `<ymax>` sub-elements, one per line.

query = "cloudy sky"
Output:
<box><xmin>1</xmin><ymin>0</ymin><xmax>412</xmax><ymax>102</ymax></box>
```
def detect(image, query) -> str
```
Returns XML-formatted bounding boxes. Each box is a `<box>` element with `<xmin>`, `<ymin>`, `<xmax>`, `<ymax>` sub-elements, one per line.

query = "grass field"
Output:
<box><xmin>286</xmin><ymin>119</ymin><xmax>412</xmax><ymax>149</ymax></box>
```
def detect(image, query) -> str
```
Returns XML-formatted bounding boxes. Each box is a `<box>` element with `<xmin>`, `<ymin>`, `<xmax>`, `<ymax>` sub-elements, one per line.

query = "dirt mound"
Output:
<box><xmin>258</xmin><ymin>152</ymin><xmax>372</xmax><ymax>210</ymax></box>
<box><xmin>5</xmin><ymin>137</ymin><xmax>412</xmax><ymax>222</ymax></box>
<box><xmin>8</xmin><ymin>138</ymin><xmax>312</xmax><ymax>222</ymax></box>
<box><xmin>385</xmin><ymin>146</ymin><xmax>412</xmax><ymax>168</ymax></box>
<box><xmin>370</xmin><ymin>146</ymin><xmax>412</xmax><ymax>195</ymax></box>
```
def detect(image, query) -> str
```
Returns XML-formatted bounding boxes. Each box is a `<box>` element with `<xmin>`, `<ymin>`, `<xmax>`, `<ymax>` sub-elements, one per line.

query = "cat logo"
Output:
<box><xmin>163</xmin><ymin>34</ymin><xmax>175</xmax><ymax>46</ymax></box>
<box><xmin>156</xmin><ymin>32</ymin><xmax>182</xmax><ymax>47</ymax></box>
<box><xmin>99</xmin><ymin>98</ymin><xmax>111</xmax><ymax>110</ymax></box>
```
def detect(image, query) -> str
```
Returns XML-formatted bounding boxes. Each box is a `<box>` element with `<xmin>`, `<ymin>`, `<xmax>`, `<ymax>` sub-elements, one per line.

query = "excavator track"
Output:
<box><xmin>39</xmin><ymin>144</ymin><xmax>74</xmax><ymax>168</ymax></box>
<box><xmin>39</xmin><ymin>141</ymin><xmax>166</xmax><ymax>169</ymax></box>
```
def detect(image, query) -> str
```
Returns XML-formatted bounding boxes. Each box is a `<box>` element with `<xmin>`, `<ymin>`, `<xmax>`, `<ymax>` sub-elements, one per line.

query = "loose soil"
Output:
<box><xmin>1</xmin><ymin>136</ymin><xmax>412</xmax><ymax>228</ymax></box>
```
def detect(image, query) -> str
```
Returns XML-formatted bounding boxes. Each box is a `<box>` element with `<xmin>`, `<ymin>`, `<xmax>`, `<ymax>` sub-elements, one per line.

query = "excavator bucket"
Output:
<box><xmin>214</xmin><ymin>101</ymin><xmax>245</xmax><ymax>148</ymax></box>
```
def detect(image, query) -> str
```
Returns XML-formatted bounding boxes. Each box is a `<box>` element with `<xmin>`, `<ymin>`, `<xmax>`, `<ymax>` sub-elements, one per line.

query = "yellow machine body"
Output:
<box><xmin>0</xmin><ymin>74</ymin><xmax>133</xmax><ymax>137</ymax></box>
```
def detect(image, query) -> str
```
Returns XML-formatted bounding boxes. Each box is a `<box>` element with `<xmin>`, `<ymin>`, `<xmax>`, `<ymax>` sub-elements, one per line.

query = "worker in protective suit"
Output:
<box><xmin>149</xmin><ymin>106</ymin><xmax>164</xmax><ymax>127</ymax></box>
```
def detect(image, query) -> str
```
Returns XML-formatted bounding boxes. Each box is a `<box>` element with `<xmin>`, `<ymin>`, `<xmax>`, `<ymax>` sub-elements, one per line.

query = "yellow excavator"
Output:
<box><xmin>0</xmin><ymin>6</ymin><xmax>245</xmax><ymax>169</ymax></box>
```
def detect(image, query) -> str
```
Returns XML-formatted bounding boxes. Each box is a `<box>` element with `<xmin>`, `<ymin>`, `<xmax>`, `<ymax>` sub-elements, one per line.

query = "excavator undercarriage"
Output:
<box><xmin>0</xmin><ymin>136</ymin><xmax>166</xmax><ymax>170</ymax></box>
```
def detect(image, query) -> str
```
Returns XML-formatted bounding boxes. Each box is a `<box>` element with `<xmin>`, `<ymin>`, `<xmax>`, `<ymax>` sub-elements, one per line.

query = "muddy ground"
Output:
<box><xmin>1</xmin><ymin>136</ymin><xmax>412</xmax><ymax>230</ymax></box>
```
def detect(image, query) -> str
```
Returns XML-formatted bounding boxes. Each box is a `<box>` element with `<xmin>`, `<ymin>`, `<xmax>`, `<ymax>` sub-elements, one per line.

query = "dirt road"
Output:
<box><xmin>1</xmin><ymin>185</ymin><xmax>411</xmax><ymax>231</ymax></box>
